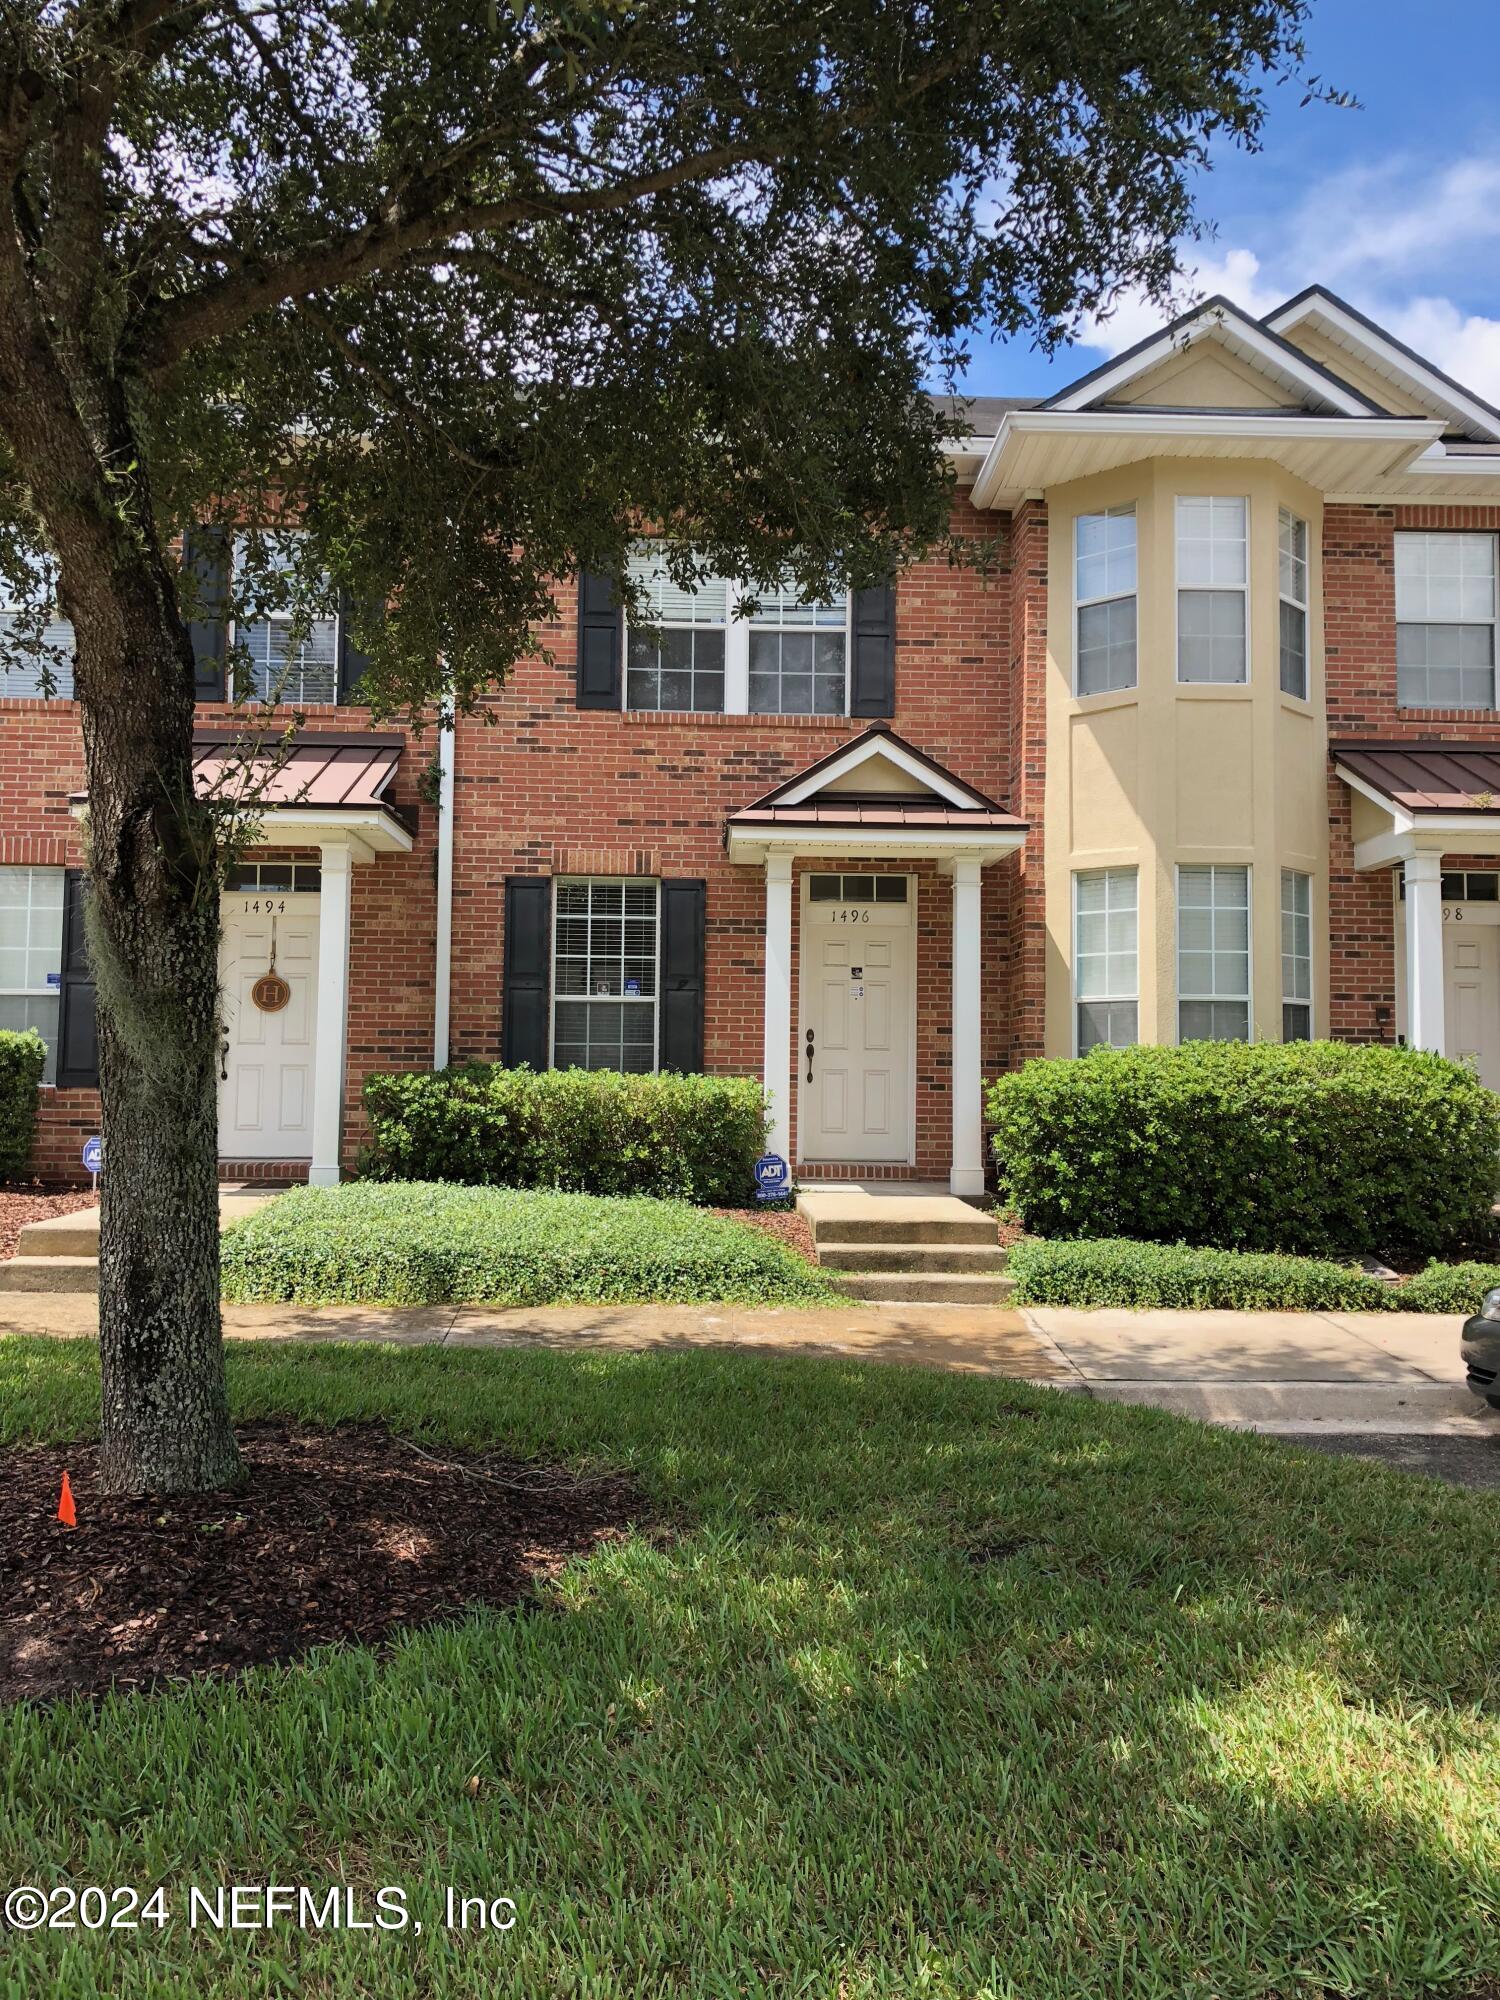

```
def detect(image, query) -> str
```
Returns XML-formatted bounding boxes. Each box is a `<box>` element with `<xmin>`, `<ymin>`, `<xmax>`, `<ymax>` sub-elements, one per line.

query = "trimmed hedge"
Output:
<box><xmin>220</xmin><ymin>1183</ymin><xmax>835</xmax><ymax>1307</ymax></box>
<box><xmin>1401</xmin><ymin>1261</ymin><xmax>1500</xmax><ymax>1316</ymax></box>
<box><xmin>1007</xmin><ymin>1237</ymin><xmax>1394</xmax><ymax>1313</ymax></box>
<box><xmin>988</xmin><ymin>1040</ymin><xmax>1500</xmax><ymax>1259</ymax></box>
<box><xmin>361</xmin><ymin>1065</ymin><xmax>769</xmax><ymax>1205</ymax></box>
<box><xmin>0</xmin><ymin>1029</ymin><xmax>45</xmax><ymax>1182</ymax></box>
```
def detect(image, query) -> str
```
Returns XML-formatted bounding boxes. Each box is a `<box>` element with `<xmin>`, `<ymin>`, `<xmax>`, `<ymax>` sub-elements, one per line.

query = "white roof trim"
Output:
<box><xmin>773</xmin><ymin>732</ymin><xmax>990</xmax><ymax>810</ymax></box>
<box><xmin>1265</xmin><ymin>290</ymin><xmax>1500</xmax><ymax>444</ymax></box>
<box><xmin>727</xmin><ymin>823</ymin><xmax>1025</xmax><ymax>866</ymax></box>
<box><xmin>1045</xmin><ymin>304</ymin><xmax>1376</xmax><ymax>419</ymax></box>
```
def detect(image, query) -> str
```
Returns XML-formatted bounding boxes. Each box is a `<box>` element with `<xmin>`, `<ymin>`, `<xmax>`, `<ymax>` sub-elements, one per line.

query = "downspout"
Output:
<box><xmin>432</xmin><ymin>715</ymin><xmax>456</xmax><ymax>1069</ymax></box>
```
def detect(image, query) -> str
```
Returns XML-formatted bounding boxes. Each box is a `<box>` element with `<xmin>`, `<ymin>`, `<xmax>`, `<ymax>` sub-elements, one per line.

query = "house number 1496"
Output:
<box><xmin>829</xmin><ymin>908</ymin><xmax>871</xmax><ymax>924</ymax></box>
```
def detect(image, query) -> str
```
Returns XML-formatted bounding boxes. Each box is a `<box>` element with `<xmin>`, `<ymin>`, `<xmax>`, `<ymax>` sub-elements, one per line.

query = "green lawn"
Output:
<box><xmin>2</xmin><ymin>1336</ymin><xmax>1498</xmax><ymax>1998</ymax></box>
<box><xmin>220</xmin><ymin>1181</ymin><xmax>836</xmax><ymax>1306</ymax></box>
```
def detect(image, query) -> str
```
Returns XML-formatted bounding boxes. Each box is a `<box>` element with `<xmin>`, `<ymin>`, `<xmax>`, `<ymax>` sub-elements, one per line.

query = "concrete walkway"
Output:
<box><xmin>0</xmin><ymin>1290</ymin><xmax>1487</xmax><ymax>1434</ymax></box>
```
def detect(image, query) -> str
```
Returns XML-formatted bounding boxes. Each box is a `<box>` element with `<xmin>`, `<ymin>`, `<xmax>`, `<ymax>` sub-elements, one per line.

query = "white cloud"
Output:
<box><xmin>1070</xmin><ymin>150</ymin><xmax>1500</xmax><ymax>406</ymax></box>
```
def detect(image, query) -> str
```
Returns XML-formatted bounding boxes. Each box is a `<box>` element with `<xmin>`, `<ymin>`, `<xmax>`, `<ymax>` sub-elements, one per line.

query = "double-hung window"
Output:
<box><xmin>1177</xmin><ymin>497</ymin><xmax>1248</xmax><ymax>684</ymax></box>
<box><xmin>748</xmin><ymin>587</ymin><xmax>847</xmax><ymax>714</ymax></box>
<box><xmin>1074</xmin><ymin>508</ymin><xmax>1137</xmax><ymax>695</ymax></box>
<box><xmin>232</xmin><ymin>535</ymin><xmax>340</xmax><ymax>705</ymax></box>
<box><xmin>1278</xmin><ymin>508</ymin><xmax>1309</xmax><ymax>699</ymax></box>
<box><xmin>551</xmin><ymin>878</ymin><xmax>659</xmax><ymax>1072</ymax></box>
<box><xmin>1395</xmin><ymin>531</ymin><xmax>1497</xmax><ymax>709</ymax></box>
<box><xmin>1281</xmin><ymin>870</ymin><xmax>1312</xmax><ymax>1041</ymax></box>
<box><xmin>0</xmin><ymin>866</ymin><xmax>64</xmax><ymax>1082</ymax></box>
<box><xmin>1074</xmin><ymin>869</ymin><xmax>1138</xmax><ymax>1051</ymax></box>
<box><xmin>1177</xmin><ymin>864</ymin><xmax>1251</xmax><ymax>1041</ymax></box>
<box><xmin>625</xmin><ymin>550</ymin><xmax>728</xmax><ymax>713</ymax></box>
<box><xmin>0</xmin><ymin>559</ymin><xmax>75</xmax><ymax>699</ymax></box>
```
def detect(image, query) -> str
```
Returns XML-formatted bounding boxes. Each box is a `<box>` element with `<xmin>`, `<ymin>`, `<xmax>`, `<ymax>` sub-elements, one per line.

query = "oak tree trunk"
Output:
<box><xmin>72</xmin><ymin>560</ymin><xmax>243</xmax><ymax>1495</ymax></box>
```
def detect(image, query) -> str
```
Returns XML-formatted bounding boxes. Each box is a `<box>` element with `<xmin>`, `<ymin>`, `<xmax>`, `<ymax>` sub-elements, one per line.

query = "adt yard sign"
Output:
<box><xmin>754</xmin><ymin>1154</ymin><xmax>789</xmax><ymax>1202</ymax></box>
<box><xmin>81</xmin><ymin>1136</ymin><xmax>103</xmax><ymax>1178</ymax></box>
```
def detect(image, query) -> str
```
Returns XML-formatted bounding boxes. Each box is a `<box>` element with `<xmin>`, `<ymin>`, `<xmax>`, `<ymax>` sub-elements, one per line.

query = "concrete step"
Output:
<box><xmin>16</xmin><ymin>1212</ymin><xmax>100</xmax><ymax>1258</ymax></box>
<box><xmin>808</xmin><ymin>1215</ymin><xmax>998</xmax><ymax>1247</ymax></box>
<box><xmin>0</xmin><ymin>1256</ymin><xmax>100</xmax><ymax>1294</ymax></box>
<box><xmin>816</xmin><ymin>1241</ymin><xmax>1009</xmax><ymax>1275</ymax></box>
<box><xmin>832</xmin><ymin>1271</ymin><xmax>1017</xmax><ymax>1306</ymax></box>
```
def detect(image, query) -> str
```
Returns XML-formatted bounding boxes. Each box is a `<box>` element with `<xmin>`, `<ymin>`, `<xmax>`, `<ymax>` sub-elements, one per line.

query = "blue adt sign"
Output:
<box><xmin>753</xmin><ymin>1154</ymin><xmax>789</xmax><ymax>1202</ymax></box>
<box><xmin>81</xmin><ymin>1136</ymin><xmax>103</xmax><ymax>1176</ymax></box>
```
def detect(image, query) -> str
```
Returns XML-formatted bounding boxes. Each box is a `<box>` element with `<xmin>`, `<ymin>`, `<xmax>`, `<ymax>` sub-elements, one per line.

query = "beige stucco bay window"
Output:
<box><xmin>1074</xmin><ymin>507</ymin><xmax>1137</xmax><ymax>695</ymax></box>
<box><xmin>1043</xmin><ymin>462</ymin><xmax>1329</xmax><ymax>1056</ymax></box>
<box><xmin>1073</xmin><ymin>867</ymin><xmax>1138</xmax><ymax>1050</ymax></box>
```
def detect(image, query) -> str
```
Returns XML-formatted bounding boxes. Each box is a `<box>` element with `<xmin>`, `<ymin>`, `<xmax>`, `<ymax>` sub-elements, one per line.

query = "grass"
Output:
<box><xmin>2</xmin><ymin>1337</ymin><xmax>1498</xmax><ymax>1998</ymax></box>
<box><xmin>219</xmin><ymin>1181</ymin><xmax>837</xmax><ymax>1307</ymax></box>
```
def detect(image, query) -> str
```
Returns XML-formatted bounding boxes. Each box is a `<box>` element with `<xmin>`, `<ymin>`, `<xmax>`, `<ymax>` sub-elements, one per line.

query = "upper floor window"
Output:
<box><xmin>1177</xmin><ymin>863</ymin><xmax>1250</xmax><ymax>1041</ymax></box>
<box><xmin>1278</xmin><ymin>508</ymin><xmax>1309</xmax><ymax>700</ymax></box>
<box><xmin>1281</xmin><ymin>869</ymin><xmax>1312</xmax><ymax>1041</ymax></box>
<box><xmin>1074</xmin><ymin>507</ymin><xmax>1137</xmax><ymax>695</ymax></box>
<box><xmin>0</xmin><ymin>559</ymin><xmax>75</xmax><ymax>700</ymax></box>
<box><xmin>622</xmin><ymin>545</ymin><xmax>850</xmax><ymax>717</ymax></box>
<box><xmin>0</xmin><ymin>866</ymin><xmax>63</xmax><ymax>1082</ymax></box>
<box><xmin>231</xmin><ymin>535</ymin><xmax>339</xmax><ymax>706</ymax></box>
<box><xmin>551</xmin><ymin>877</ymin><xmax>659</xmax><ymax>1072</ymax></box>
<box><xmin>1177</xmin><ymin>497</ymin><xmax>1248</xmax><ymax>684</ymax></box>
<box><xmin>749</xmin><ymin>587</ymin><xmax>847</xmax><ymax>715</ymax></box>
<box><xmin>625</xmin><ymin>550</ymin><xmax>728</xmax><ymax>714</ymax></box>
<box><xmin>1074</xmin><ymin>868</ymin><xmax>1138</xmax><ymax>1052</ymax></box>
<box><xmin>1395</xmin><ymin>531</ymin><xmax>1496</xmax><ymax>709</ymax></box>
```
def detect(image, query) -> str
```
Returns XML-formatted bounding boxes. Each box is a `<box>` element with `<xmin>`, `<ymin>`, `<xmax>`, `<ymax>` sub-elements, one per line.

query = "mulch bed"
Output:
<box><xmin>0</xmin><ymin>1186</ymin><xmax>97</xmax><ymax>1261</ymax></box>
<box><xmin>713</xmin><ymin>1204</ymin><xmax>817</xmax><ymax>1263</ymax></box>
<box><xmin>0</xmin><ymin>1423</ymin><xmax>645</xmax><ymax>1705</ymax></box>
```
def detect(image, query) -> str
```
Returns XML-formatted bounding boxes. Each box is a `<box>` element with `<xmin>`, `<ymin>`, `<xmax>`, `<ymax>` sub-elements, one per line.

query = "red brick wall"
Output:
<box><xmin>1325</xmin><ymin>501</ymin><xmax>1500</xmax><ymax>1040</ymax></box>
<box><xmin>448</xmin><ymin>498</ymin><xmax>1017</xmax><ymax>1178</ymax></box>
<box><xmin>1001</xmin><ymin>500</ymin><xmax>1049</xmax><ymax>1068</ymax></box>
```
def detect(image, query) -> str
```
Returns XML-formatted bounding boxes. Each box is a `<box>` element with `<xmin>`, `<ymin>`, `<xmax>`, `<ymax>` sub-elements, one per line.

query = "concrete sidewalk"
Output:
<box><xmin>0</xmin><ymin>1291</ymin><xmax>1488</xmax><ymax>1435</ymax></box>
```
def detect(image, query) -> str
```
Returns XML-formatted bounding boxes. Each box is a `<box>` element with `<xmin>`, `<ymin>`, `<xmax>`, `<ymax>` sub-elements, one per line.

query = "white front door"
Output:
<box><xmin>219</xmin><ymin>893</ymin><xmax>320</xmax><ymax>1157</ymax></box>
<box><xmin>798</xmin><ymin>874</ymin><xmax>915</xmax><ymax>1164</ymax></box>
<box><xmin>1445</xmin><ymin>919</ymin><xmax>1500</xmax><ymax>1086</ymax></box>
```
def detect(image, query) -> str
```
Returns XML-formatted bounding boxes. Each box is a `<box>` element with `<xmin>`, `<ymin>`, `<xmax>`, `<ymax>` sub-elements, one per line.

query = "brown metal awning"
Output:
<box><xmin>732</xmin><ymin>800</ymin><xmax>1026</xmax><ymax>830</ymax></box>
<box><xmin>1333</xmin><ymin>741</ymin><xmax>1500</xmax><ymax>813</ymax></box>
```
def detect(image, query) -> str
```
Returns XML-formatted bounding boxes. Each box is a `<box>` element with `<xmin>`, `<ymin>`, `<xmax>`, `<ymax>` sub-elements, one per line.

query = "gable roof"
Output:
<box><xmin>732</xmin><ymin>724</ymin><xmax>1019</xmax><ymax>823</ymax></box>
<box><xmin>1040</xmin><ymin>295</ymin><xmax>1385</xmax><ymax>419</ymax></box>
<box><xmin>1263</xmin><ymin>285</ymin><xmax>1500</xmax><ymax>444</ymax></box>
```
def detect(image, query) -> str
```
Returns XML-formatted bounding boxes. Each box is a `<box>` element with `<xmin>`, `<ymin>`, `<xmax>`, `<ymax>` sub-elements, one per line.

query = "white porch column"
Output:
<box><xmin>950</xmin><ymin>856</ymin><xmax>985</xmax><ymax>1197</ymax></box>
<box><xmin>762</xmin><ymin>852</ymin><xmax>794</xmax><ymax>1166</ymax></box>
<box><xmin>1404</xmin><ymin>852</ymin><xmax>1446</xmax><ymax>1056</ymax></box>
<box><xmin>309</xmin><ymin>839</ymin><xmax>354</xmax><ymax>1186</ymax></box>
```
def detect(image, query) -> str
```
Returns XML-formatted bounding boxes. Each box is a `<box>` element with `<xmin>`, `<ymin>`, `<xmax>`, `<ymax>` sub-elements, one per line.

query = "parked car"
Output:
<box><xmin>1461</xmin><ymin>1290</ymin><xmax>1500</xmax><ymax>1411</ymax></box>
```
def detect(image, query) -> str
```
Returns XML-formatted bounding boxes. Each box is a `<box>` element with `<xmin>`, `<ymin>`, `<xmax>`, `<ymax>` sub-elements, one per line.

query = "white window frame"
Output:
<box><xmin>1394</xmin><ymin>530</ymin><xmax>1499</xmax><ymax>711</ymax></box>
<box><xmin>1280</xmin><ymin>868</ymin><xmax>1313</xmax><ymax>1042</ymax></box>
<box><xmin>1175</xmin><ymin>495</ymin><xmax>1250</xmax><ymax>686</ymax></box>
<box><xmin>1073</xmin><ymin>506</ymin><xmax>1138</xmax><ymax>698</ymax></box>
<box><xmin>229</xmin><ymin>533</ymin><xmax>342</xmax><ymax>706</ymax></box>
<box><xmin>548</xmin><ymin>876</ymin><xmax>661</xmax><ymax>1074</ymax></box>
<box><xmin>1072</xmin><ymin>867</ymin><xmax>1139</xmax><ymax>1055</ymax></box>
<box><xmin>1175</xmin><ymin>862</ymin><xmax>1253</xmax><ymax>1043</ymax></box>
<box><xmin>622</xmin><ymin>549</ymin><xmax>852</xmax><ymax>717</ymax></box>
<box><xmin>0</xmin><ymin>557</ymin><xmax>75</xmax><ymax>701</ymax></box>
<box><xmin>1278</xmin><ymin>507</ymin><xmax>1309</xmax><ymax>701</ymax></box>
<box><xmin>0</xmin><ymin>864</ymin><xmax>65</xmax><ymax>1084</ymax></box>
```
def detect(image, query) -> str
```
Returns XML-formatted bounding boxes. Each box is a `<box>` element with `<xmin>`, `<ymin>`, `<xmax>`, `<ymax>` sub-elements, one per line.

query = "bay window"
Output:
<box><xmin>1177</xmin><ymin>864</ymin><xmax>1251</xmax><ymax>1041</ymax></box>
<box><xmin>1281</xmin><ymin>870</ymin><xmax>1312</xmax><ymax>1041</ymax></box>
<box><xmin>1074</xmin><ymin>868</ymin><xmax>1138</xmax><ymax>1051</ymax></box>
<box><xmin>1177</xmin><ymin>497</ymin><xmax>1248</xmax><ymax>684</ymax></box>
<box><xmin>1278</xmin><ymin>508</ymin><xmax>1309</xmax><ymax>699</ymax></box>
<box><xmin>1074</xmin><ymin>507</ymin><xmax>1137</xmax><ymax>695</ymax></box>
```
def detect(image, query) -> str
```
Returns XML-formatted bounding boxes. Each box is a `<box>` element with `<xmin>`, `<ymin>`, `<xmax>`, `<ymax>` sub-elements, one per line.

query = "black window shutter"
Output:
<box><xmin>658</xmin><ymin>879</ymin><xmax>706</xmax><ymax>1073</ymax></box>
<box><xmin>849</xmin><ymin>578</ymin><xmax>897</xmax><ymax>718</ymax></box>
<box><xmin>56</xmin><ymin>869</ymin><xmax>99</xmax><ymax>1089</ymax></box>
<box><xmin>337</xmin><ymin>589</ymin><xmax>379</xmax><ymax>705</ymax></box>
<box><xmin>575</xmin><ymin>572</ymin><xmax>623</xmax><ymax>709</ymax></box>
<box><xmin>502</xmin><ymin>878</ymin><xmax>552</xmax><ymax>1069</ymax></box>
<box><xmin>182</xmin><ymin>527</ymin><xmax>229</xmax><ymax>701</ymax></box>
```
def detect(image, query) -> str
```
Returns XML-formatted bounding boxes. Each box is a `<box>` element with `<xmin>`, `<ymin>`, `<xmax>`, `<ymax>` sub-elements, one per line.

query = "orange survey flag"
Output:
<box><xmin>56</xmin><ymin>1471</ymin><xmax>76</xmax><ymax>1528</ymax></box>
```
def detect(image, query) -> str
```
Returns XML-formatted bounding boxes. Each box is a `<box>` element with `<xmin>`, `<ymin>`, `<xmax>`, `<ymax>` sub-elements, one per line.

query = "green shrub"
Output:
<box><xmin>360</xmin><ymin>1065</ymin><xmax>769</xmax><ymax>1205</ymax></box>
<box><xmin>221</xmin><ymin>1182</ymin><xmax>835</xmax><ymax>1307</ymax></box>
<box><xmin>1400</xmin><ymin>1260</ymin><xmax>1500</xmax><ymax>1315</ymax></box>
<box><xmin>0</xmin><ymin>1030</ymin><xmax>45</xmax><ymax>1182</ymax></box>
<box><xmin>987</xmin><ymin>1040</ymin><xmax>1500</xmax><ymax>1259</ymax></box>
<box><xmin>1006</xmin><ymin>1236</ymin><xmax>1394</xmax><ymax>1312</ymax></box>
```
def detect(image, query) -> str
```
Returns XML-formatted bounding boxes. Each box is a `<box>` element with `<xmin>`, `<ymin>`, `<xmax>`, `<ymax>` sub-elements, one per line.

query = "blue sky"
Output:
<box><xmin>957</xmin><ymin>0</ymin><xmax>1500</xmax><ymax>402</ymax></box>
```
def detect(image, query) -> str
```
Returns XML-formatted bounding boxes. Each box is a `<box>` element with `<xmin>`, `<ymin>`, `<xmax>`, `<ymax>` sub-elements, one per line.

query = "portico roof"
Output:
<box><xmin>725</xmin><ymin>725</ymin><xmax>1027</xmax><ymax>865</ymax></box>
<box><xmin>1334</xmin><ymin>740</ymin><xmax>1500</xmax><ymax>870</ymax></box>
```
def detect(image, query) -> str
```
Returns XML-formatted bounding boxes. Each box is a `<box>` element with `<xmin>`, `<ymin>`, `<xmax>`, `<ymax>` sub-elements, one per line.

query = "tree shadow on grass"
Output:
<box><xmin>1</xmin><ymin>1335</ymin><xmax>1497</xmax><ymax>1999</ymax></box>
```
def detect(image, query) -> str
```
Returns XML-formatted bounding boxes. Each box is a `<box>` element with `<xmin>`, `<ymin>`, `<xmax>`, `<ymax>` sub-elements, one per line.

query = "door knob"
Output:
<box><xmin>805</xmin><ymin>1026</ymin><xmax>815</xmax><ymax>1083</ymax></box>
<box><xmin>220</xmin><ymin>1036</ymin><xmax>230</xmax><ymax>1082</ymax></box>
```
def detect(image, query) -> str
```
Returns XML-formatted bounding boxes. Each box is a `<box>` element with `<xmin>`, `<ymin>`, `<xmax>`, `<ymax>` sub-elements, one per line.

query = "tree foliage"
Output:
<box><xmin>1</xmin><ymin>0</ymin><xmax>1317</xmax><ymax>711</ymax></box>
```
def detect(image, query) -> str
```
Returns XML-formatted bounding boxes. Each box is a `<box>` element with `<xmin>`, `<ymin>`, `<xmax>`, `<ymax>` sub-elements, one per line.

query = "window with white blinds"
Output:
<box><xmin>1074</xmin><ymin>869</ymin><xmax>1138</xmax><ymax>1051</ymax></box>
<box><xmin>1177</xmin><ymin>864</ymin><xmax>1251</xmax><ymax>1041</ymax></box>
